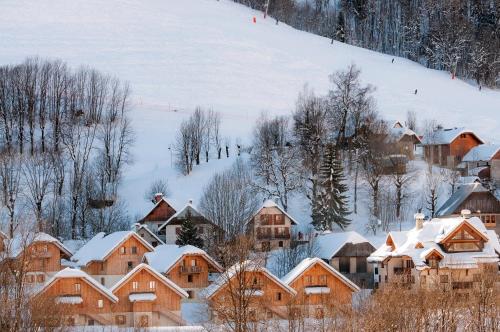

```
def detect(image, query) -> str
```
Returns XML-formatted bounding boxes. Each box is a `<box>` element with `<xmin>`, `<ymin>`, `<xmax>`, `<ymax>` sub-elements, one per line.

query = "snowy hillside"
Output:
<box><xmin>1</xmin><ymin>0</ymin><xmax>499</xmax><ymax>221</ymax></box>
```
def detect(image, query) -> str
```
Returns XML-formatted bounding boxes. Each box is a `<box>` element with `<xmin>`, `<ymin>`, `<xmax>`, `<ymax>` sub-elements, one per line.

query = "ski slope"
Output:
<box><xmin>1</xmin><ymin>0</ymin><xmax>499</xmax><ymax>219</ymax></box>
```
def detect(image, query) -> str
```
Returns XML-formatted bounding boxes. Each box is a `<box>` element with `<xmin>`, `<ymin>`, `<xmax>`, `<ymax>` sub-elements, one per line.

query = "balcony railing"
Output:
<box><xmin>180</xmin><ymin>266</ymin><xmax>202</xmax><ymax>274</ymax></box>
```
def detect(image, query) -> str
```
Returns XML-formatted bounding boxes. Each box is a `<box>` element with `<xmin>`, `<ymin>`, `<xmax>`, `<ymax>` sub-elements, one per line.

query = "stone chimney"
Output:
<box><xmin>414</xmin><ymin>212</ymin><xmax>425</xmax><ymax>230</ymax></box>
<box><xmin>461</xmin><ymin>209</ymin><xmax>471</xmax><ymax>219</ymax></box>
<box><xmin>154</xmin><ymin>193</ymin><xmax>163</xmax><ymax>203</ymax></box>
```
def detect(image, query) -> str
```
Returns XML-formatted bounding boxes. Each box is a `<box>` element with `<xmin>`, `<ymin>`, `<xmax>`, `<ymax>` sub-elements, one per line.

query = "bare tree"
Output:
<box><xmin>0</xmin><ymin>152</ymin><xmax>22</xmax><ymax>236</ymax></box>
<box><xmin>144</xmin><ymin>179</ymin><xmax>170</xmax><ymax>203</ymax></box>
<box><xmin>406</xmin><ymin>110</ymin><xmax>417</xmax><ymax>131</ymax></box>
<box><xmin>425</xmin><ymin>168</ymin><xmax>443</xmax><ymax>218</ymax></box>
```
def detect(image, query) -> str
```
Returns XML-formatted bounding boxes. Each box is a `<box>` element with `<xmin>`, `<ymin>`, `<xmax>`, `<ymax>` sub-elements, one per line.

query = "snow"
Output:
<box><xmin>71</xmin><ymin>231</ymin><xmax>153</xmax><ymax>267</ymax></box>
<box><xmin>435</xmin><ymin>183</ymin><xmax>489</xmax><ymax>217</ymax></box>
<box><xmin>421</xmin><ymin>127</ymin><xmax>484</xmax><ymax>145</ymax></box>
<box><xmin>182</xmin><ymin>302</ymin><xmax>209</xmax><ymax>325</ymax></box>
<box><xmin>304</xmin><ymin>286</ymin><xmax>330</xmax><ymax>294</ymax></box>
<box><xmin>388</xmin><ymin>126</ymin><xmax>421</xmax><ymax>143</ymax></box>
<box><xmin>315</xmin><ymin>231</ymin><xmax>373</xmax><ymax>260</ymax></box>
<box><xmin>5</xmin><ymin>232</ymin><xmax>72</xmax><ymax>258</ymax></box>
<box><xmin>133</xmin><ymin>223</ymin><xmax>165</xmax><ymax>245</ymax></box>
<box><xmin>1</xmin><ymin>0</ymin><xmax>498</xmax><ymax>222</ymax></box>
<box><xmin>462</xmin><ymin>144</ymin><xmax>500</xmax><ymax>162</ymax></box>
<box><xmin>143</xmin><ymin>244</ymin><xmax>222</xmax><ymax>274</ymax></box>
<box><xmin>129</xmin><ymin>292</ymin><xmax>157</xmax><ymax>302</ymax></box>
<box><xmin>158</xmin><ymin>202</ymin><xmax>212</xmax><ymax>231</ymax></box>
<box><xmin>56</xmin><ymin>296</ymin><xmax>83</xmax><ymax>304</ymax></box>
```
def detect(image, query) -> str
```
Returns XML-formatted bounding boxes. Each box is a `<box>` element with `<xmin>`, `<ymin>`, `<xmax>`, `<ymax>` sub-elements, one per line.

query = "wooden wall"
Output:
<box><xmin>165</xmin><ymin>254</ymin><xmax>213</xmax><ymax>289</ymax></box>
<box><xmin>23</xmin><ymin>242</ymin><xmax>63</xmax><ymax>273</ymax></box>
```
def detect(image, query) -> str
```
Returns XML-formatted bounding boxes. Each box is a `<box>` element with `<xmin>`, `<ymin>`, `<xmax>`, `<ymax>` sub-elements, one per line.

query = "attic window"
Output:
<box><xmin>97</xmin><ymin>299</ymin><xmax>103</xmax><ymax>308</ymax></box>
<box><xmin>131</xmin><ymin>246</ymin><xmax>137</xmax><ymax>254</ymax></box>
<box><xmin>120</xmin><ymin>247</ymin><xmax>126</xmax><ymax>255</ymax></box>
<box><xmin>74</xmin><ymin>283</ymin><xmax>81</xmax><ymax>293</ymax></box>
<box><xmin>132</xmin><ymin>281</ymin><xmax>139</xmax><ymax>290</ymax></box>
<box><xmin>149</xmin><ymin>281</ymin><xmax>156</xmax><ymax>290</ymax></box>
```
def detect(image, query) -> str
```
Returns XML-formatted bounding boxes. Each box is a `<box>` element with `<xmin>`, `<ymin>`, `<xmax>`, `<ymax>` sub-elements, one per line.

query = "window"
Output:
<box><xmin>374</xmin><ymin>267</ymin><xmax>379</xmax><ymax>275</ymax></box>
<box><xmin>97</xmin><ymin>299</ymin><xmax>103</xmax><ymax>308</ymax></box>
<box><xmin>132</xmin><ymin>281</ymin><xmax>139</xmax><ymax>290</ymax></box>
<box><xmin>278</xmin><ymin>241</ymin><xmax>283</xmax><ymax>248</ymax></box>
<box><xmin>74</xmin><ymin>283</ymin><xmax>81</xmax><ymax>293</ymax></box>
<box><xmin>36</xmin><ymin>274</ymin><xmax>45</xmax><ymax>283</ymax></box>
<box><xmin>191</xmin><ymin>259</ymin><xmax>197</xmax><ymax>267</ymax></box>
<box><xmin>101</xmin><ymin>277</ymin><xmax>105</xmax><ymax>286</ymax></box>
<box><xmin>440</xmin><ymin>275</ymin><xmax>449</xmax><ymax>283</ymax></box>
<box><xmin>26</xmin><ymin>274</ymin><xmax>35</xmax><ymax>283</ymax></box>
<box><xmin>465</xmin><ymin>269</ymin><xmax>469</xmax><ymax>276</ymax></box>
<box><xmin>339</xmin><ymin>257</ymin><xmax>350</xmax><ymax>273</ymax></box>
<box><xmin>152</xmin><ymin>241</ymin><xmax>158</xmax><ymax>247</ymax></box>
<box><xmin>120</xmin><ymin>247</ymin><xmax>126</xmax><ymax>254</ymax></box>
<box><xmin>404</xmin><ymin>260</ymin><xmax>414</xmax><ymax>269</ymax></box>
<box><xmin>100</xmin><ymin>262</ymin><xmax>105</xmax><ymax>272</ymax></box>
<box><xmin>429</xmin><ymin>259</ymin><xmax>438</xmax><ymax>269</ymax></box>
<box><xmin>188</xmin><ymin>274</ymin><xmax>193</xmax><ymax>283</ymax></box>
<box><xmin>319</xmin><ymin>275</ymin><xmax>327</xmax><ymax>285</ymax></box>
<box><xmin>275</xmin><ymin>292</ymin><xmax>282</xmax><ymax>301</ymax></box>
<box><xmin>305</xmin><ymin>275</ymin><xmax>312</xmax><ymax>285</ymax></box>
<box><xmin>41</xmin><ymin>245</ymin><xmax>48</xmax><ymax>252</ymax></box>
<box><xmin>127</xmin><ymin>261</ymin><xmax>133</xmax><ymax>270</ymax></box>
<box><xmin>187</xmin><ymin>290</ymin><xmax>194</xmax><ymax>298</ymax></box>
<box><xmin>356</xmin><ymin>257</ymin><xmax>367</xmax><ymax>273</ymax></box>
<box><xmin>115</xmin><ymin>315</ymin><xmax>126</xmax><ymax>325</ymax></box>
<box><xmin>131</xmin><ymin>246</ymin><xmax>137</xmax><ymax>254</ymax></box>
<box><xmin>149</xmin><ymin>281</ymin><xmax>156</xmax><ymax>290</ymax></box>
<box><xmin>88</xmin><ymin>319</ymin><xmax>95</xmax><ymax>326</ymax></box>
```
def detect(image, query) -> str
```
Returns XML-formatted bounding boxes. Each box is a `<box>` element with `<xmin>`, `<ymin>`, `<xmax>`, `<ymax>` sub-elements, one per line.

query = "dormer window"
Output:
<box><xmin>428</xmin><ymin>259</ymin><xmax>438</xmax><ymax>269</ymax></box>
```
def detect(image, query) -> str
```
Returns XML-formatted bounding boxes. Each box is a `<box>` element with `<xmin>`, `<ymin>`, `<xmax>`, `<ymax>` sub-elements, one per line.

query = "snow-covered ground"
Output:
<box><xmin>1</xmin><ymin>0</ymin><xmax>498</xmax><ymax>230</ymax></box>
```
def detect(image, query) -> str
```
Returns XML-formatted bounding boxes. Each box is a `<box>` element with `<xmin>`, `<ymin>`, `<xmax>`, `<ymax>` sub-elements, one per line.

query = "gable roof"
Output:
<box><xmin>38</xmin><ymin>267</ymin><xmax>118</xmax><ymax>302</ymax></box>
<box><xmin>111</xmin><ymin>263</ymin><xmax>188</xmax><ymax>298</ymax></box>
<box><xmin>316</xmin><ymin>231</ymin><xmax>374</xmax><ymax>260</ymax></box>
<box><xmin>388</xmin><ymin>126</ymin><xmax>421</xmax><ymax>144</ymax></box>
<box><xmin>133</xmin><ymin>223</ymin><xmax>165</xmax><ymax>245</ymax></box>
<box><xmin>247</xmin><ymin>199</ymin><xmax>298</xmax><ymax>226</ymax></box>
<box><xmin>140</xmin><ymin>197</ymin><xmax>177</xmax><ymax>223</ymax></box>
<box><xmin>4</xmin><ymin>232</ymin><xmax>72</xmax><ymax>259</ymax></box>
<box><xmin>462</xmin><ymin>144</ymin><xmax>500</xmax><ymax>162</ymax></box>
<box><xmin>143</xmin><ymin>244</ymin><xmax>223</xmax><ymax>274</ymax></box>
<box><xmin>201</xmin><ymin>260</ymin><xmax>296</xmax><ymax>299</ymax></box>
<box><xmin>281</xmin><ymin>257</ymin><xmax>359</xmax><ymax>292</ymax></box>
<box><xmin>71</xmin><ymin>231</ymin><xmax>154</xmax><ymax>267</ymax></box>
<box><xmin>157</xmin><ymin>202</ymin><xmax>218</xmax><ymax>231</ymax></box>
<box><xmin>421</xmin><ymin>127</ymin><xmax>484</xmax><ymax>146</ymax></box>
<box><xmin>435</xmin><ymin>183</ymin><xmax>493</xmax><ymax>217</ymax></box>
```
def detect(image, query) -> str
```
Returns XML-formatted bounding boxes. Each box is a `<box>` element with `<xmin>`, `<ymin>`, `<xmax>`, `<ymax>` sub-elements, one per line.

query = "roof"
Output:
<box><xmin>38</xmin><ymin>267</ymin><xmax>118</xmax><ymax>302</ymax></box>
<box><xmin>247</xmin><ymin>199</ymin><xmax>298</xmax><ymax>226</ymax></box>
<box><xmin>462</xmin><ymin>144</ymin><xmax>500</xmax><ymax>162</ymax></box>
<box><xmin>201</xmin><ymin>260</ymin><xmax>297</xmax><ymax>299</ymax></box>
<box><xmin>368</xmin><ymin>216</ymin><xmax>499</xmax><ymax>270</ymax></box>
<box><xmin>143</xmin><ymin>244</ymin><xmax>223</xmax><ymax>274</ymax></box>
<box><xmin>421</xmin><ymin>127</ymin><xmax>484</xmax><ymax>146</ymax></box>
<box><xmin>158</xmin><ymin>202</ymin><xmax>217</xmax><ymax>231</ymax></box>
<box><xmin>388</xmin><ymin>126</ymin><xmax>421</xmax><ymax>144</ymax></box>
<box><xmin>436</xmin><ymin>183</ymin><xmax>492</xmax><ymax>217</ymax></box>
<box><xmin>316</xmin><ymin>231</ymin><xmax>374</xmax><ymax>260</ymax></box>
<box><xmin>281</xmin><ymin>257</ymin><xmax>359</xmax><ymax>292</ymax></box>
<box><xmin>4</xmin><ymin>232</ymin><xmax>72</xmax><ymax>259</ymax></box>
<box><xmin>111</xmin><ymin>263</ymin><xmax>188</xmax><ymax>298</ymax></box>
<box><xmin>133</xmin><ymin>223</ymin><xmax>165</xmax><ymax>245</ymax></box>
<box><xmin>140</xmin><ymin>197</ymin><xmax>177</xmax><ymax>223</ymax></box>
<box><xmin>71</xmin><ymin>231</ymin><xmax>154</xmax><ymax>267</ymax></box>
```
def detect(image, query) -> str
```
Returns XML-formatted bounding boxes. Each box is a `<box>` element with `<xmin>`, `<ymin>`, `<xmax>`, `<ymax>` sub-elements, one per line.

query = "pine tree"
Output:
<box><xmin>175</xmin><ymin>211</ymin><xmax>204</xmax><ymax>248</ymax></box>
<box><xmin>312</xmin><ymin>144</ymin><xmax>351</xmax><ymax>231</ymax></box>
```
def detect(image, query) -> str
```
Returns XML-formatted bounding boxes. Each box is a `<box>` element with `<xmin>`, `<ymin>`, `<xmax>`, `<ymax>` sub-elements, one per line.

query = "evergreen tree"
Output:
<box><xmin>175</xmin><ymin>211</ymin><xmax>204</xmax><ymax>248</ymax></box>
<box><xmin>312</xmin><ymin>144</ymin><xmax>351</xmax><ymax>231</ymax></box>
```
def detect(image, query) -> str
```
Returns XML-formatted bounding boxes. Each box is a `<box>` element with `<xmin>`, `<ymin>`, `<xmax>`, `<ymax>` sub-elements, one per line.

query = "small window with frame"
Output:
<box><xmin>120</xmin><ymin>247</ymin><xmax>126</xmax><ymax>254</ymax></box>
<box><xmin>97</xmin><ymin>299</ymin><xmax>103</xmax><ymax>308</ymax></box>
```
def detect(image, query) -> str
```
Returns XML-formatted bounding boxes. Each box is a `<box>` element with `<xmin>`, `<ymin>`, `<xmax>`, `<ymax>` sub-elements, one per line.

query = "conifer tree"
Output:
<box><xmin>312</xmin><ymin>144</ymin><xmax>351</xmax><ymax>231</ymax></box>
<box><xmin>176</xmin><ymin>211</ymin><xmax>204</xmax><ymax>248</ymax></box>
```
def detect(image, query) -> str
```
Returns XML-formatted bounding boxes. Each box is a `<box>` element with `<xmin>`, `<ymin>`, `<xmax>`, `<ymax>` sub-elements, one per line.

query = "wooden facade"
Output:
<box><xmin>329</xmin><ymin>242</ymin><xmax>376</xmax><ymax>289</ymax></box>
<box><xmin>140</xmin><ymin>197</ymin><xmax>177</xmax><ymax>233</ymax></box>
<box><xmin>424</xmin><ymin>132</ymin><xmax>483</xmax><ymax>168</ymax></box>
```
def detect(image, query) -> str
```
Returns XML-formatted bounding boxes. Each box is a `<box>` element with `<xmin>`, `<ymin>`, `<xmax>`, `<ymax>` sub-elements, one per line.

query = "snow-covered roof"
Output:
<box><xmin>421</xmin><ymin>127</ymin><xmax>484</xmax><ymax>145</ymax></box>
<box><xmin>201</xmin><ymin>260</ymin><xmax>296</xmax><ymax>299</ymax></box>
<box><xmin>71</xmin><ymin>231</ymin><xmax>154</xmax><ymax>267</ymax></box>
<box><xmin>140</xmin><ymin>197</ymin><xmax>178</xmax><ymax>222</ymax></box>
<box><xmin>38</xmin><ymin>267</ymin><xmax>118</xmax><ymax>302</ymax></box>
<box><xmin>4</xmin><ymin>232</ymin><xmax>72</xmax><ymax>258</ymax></box>
<box><xmin>462</xmin><ymin>144</ymin><xmax>500</xmax><ymax>162</ymax></box>
<box><xmin>281</xmin><ymin>257</ymin><xmax>359</xmax><ymax>292</ymax></box>
<box><xmin>133</xmin><ymin>223</ymin><xmax>165</xmax><ymax>245</ymax></box>
<box><xmin>435</xmin><ymin>183</ymin><xmax>491</xmax><ymax>217</ymax></box>
<box><xmin>143</xmin><ymin>244</ymin><xmax>223</xmax><ymax>274</ymax></box>
<box><xmin>158</xmin><ymin>201</ymin><xmax>217</xmax><ymax>231</ymax></box>
<box><xmin>316</xmin><ymin>231</ymin><xmax>374</xmax><ymax>260</ymax></box>
<box><xmin>111</xmin><ymin>263</ymin><xmax>188</xmax><ymax>298</ymax></box>
<box><xmin>388</xmin><ymin>126</ymin><xmax>421</xmax><ymax>143</ymax></box>
<box><xmin>368</xmin><ymin>216</ymin><xmax>499</xmax><ymax>270</ymax></box>
<box><xmin>247</xmin><ymin>199</ymin><xmax>298</xmax><ymax>226</ymax></box>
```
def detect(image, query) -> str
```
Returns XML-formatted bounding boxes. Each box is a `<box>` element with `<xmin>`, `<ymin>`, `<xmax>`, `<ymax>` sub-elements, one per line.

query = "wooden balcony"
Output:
<box><xmin>180</xmin><ymin>266</ymin><xmax>202</xmax><ymax>274</ymax></box>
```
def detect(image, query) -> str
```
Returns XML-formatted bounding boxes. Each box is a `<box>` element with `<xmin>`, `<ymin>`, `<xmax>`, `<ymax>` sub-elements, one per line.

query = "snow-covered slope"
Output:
<box><xmin>1</xmin><ymin>0</ymin><xmax>499</xmax><ymax>218</ymax></box>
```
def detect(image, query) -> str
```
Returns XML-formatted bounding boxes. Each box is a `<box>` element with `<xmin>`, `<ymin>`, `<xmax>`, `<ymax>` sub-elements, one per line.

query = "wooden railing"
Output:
<box><xmin>180</xmin><ymin>266</ymin><xmax>202</xmax><ymax>274</ymax></box>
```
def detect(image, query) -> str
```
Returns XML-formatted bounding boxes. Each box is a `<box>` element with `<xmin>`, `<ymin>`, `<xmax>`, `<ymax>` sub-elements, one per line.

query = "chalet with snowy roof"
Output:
<box><xmin>202</xmin><ymin>260</ymin><xmax>296</xmax><ymax>321</ymax></box>
<box><xmin>316</xmin><ymin>231</ymin><xmax>376</xmax><ymax>288</ymax></box>
<box><xmin>247</xmin><ymin>199</ymin><xmax>298</xmax><ymax>252</ymax></box>
<box><xmin>368</xmin><ymin>212</ymin><xmax>500</xmax><ymax>290</ymax></box>
<box><xmin>110</xmin><ymin>263</ymin><xmax>187</xmax><ymax>327</ymax></box>
<box><xmin>36</xmin><ymin>267</ymin><xmax>118</xmax><ymax>326</ymax></box>
<box><xmin>436</xmin><ymin>183</ymin><xmax>500</xmax><ymax>232</ymax></box>
<box><xmin>421</xmin><ymin>127</ymin><xmax>484</xmax><ymax>168</ymax></box>
<box><xmin>157</xmin><ymin>200</ymin><xmax>223</xmax><ymax>248</ymax></box>
<box><xmin>69</xmin><ymin>231</ymin><xmax>154</xmax><ymax>287</ymax></box>
<box><xmin>459</xmin><ymin>144</ymin><xmax>500</xmax><ymax>182</ymax></box>
<box><xmin>386</xmin><ymin>121</ymin><xmax>421</xmax><ymax>160</ymax></box>
<box><xmin>1</xmin><ymin>232</ymin><xmax>72</xmax><ymax>285</ymax></box>
<box><xmin>143</xmin><ymin>244</ymin><xmax>223</xmax><ymax>299</ymax></box>
<box><xmin>282</xmin><ymin>258</ymin><xmax>359</xmax><ymax>318</ymax></box>
<box><xmin>133</xmin><ymin>223</ymin><xmax>164</xmax><ymax>248</ymax></box>
<box><xmin>139</xmin><ymin>193</ymin><xmax>177</xmax><ymax>234</ymax></box>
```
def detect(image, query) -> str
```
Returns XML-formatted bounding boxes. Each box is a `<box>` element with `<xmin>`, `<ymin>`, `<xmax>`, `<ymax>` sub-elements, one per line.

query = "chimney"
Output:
<box><xmin>154</xmin><ymin>193</ymin><xmax>163</xmax><ymax>203</ymax></box>
<box><xmin>414</xmin><ymin>213</ymin><xmax>425</xmax><ymax>230</ymax></box>
<box><xmin>461</xmin><ymin>209</ymin><xmax>471</xmax><ymax>219</ymax></box>
<box><xmin>188</xmin><ymin>199</ymin><xmax>193</xmax><ymax>205</ymax></box>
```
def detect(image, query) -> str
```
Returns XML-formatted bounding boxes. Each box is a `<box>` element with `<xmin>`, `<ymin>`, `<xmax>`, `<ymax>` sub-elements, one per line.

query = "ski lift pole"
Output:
<box><xmin>264</xmin><ymin>0</ymin><xmax>270</xmax><ymax>19</ymax></box>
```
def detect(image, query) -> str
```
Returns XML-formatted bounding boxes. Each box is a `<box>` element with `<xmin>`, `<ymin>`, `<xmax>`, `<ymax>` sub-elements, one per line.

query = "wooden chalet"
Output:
<box><xmin>139</xmin><ymin>194</ymin><xmax>177</xmax><ymax>234</ymax></box>
<box><xmin>144</xmin><ymin>244</ymin><xmax>223</xmax><ymax>299</ymax></box>
<box><xmin>315</xmin><ymin>231</ymin><xmax>376</xmax><ymax>288</ymax></box>
<box><xmin>281</xmin><ymin>258</ymin><xmax>359</xmax><ymax>318</ymax></box>
<box><xmin>202</xmin><ymin>260</ymin><xmax>297</xmax><ymax>321</ymax></box>
<box><xmin>110</xmin><ymin>263</ymin><xmax>187</xmax><ymax>327</ymax></box>
<box><xmin>387</xmin><ymin>121</ymin><xmax>421</xmax><ymax>160</ymax></box>
<box><xmin>368</xmin><ymin>213</ymin><xmax>500</xmax><ymax>290</ymax></box>
<box><xmin>1</xmin><ymin>232</ymin><xmax>72</xmax><ymax>285</ymax></box>
<box><xmin>421</xmin><ymin>127</ymin><xmax>484</xmax><ymax>168</ymax></box>
<box><xmin>133</xmin><ymin>223</ymin><xmax>164</xmax><ymax>248</ymax></box>
<box><xmin>459</xmin><ymin>144</ymin><xmax>500</xmax><ymax>183</ymax></box>
<box><xmin>69</xmin><ymin>231</ymin><xmax>154</xmax><ymax>287</ymax></box>
<box><xmin>247</xmin><ymin>199</ymin><xmax>298</xmax><ymax>252</ymax></box>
